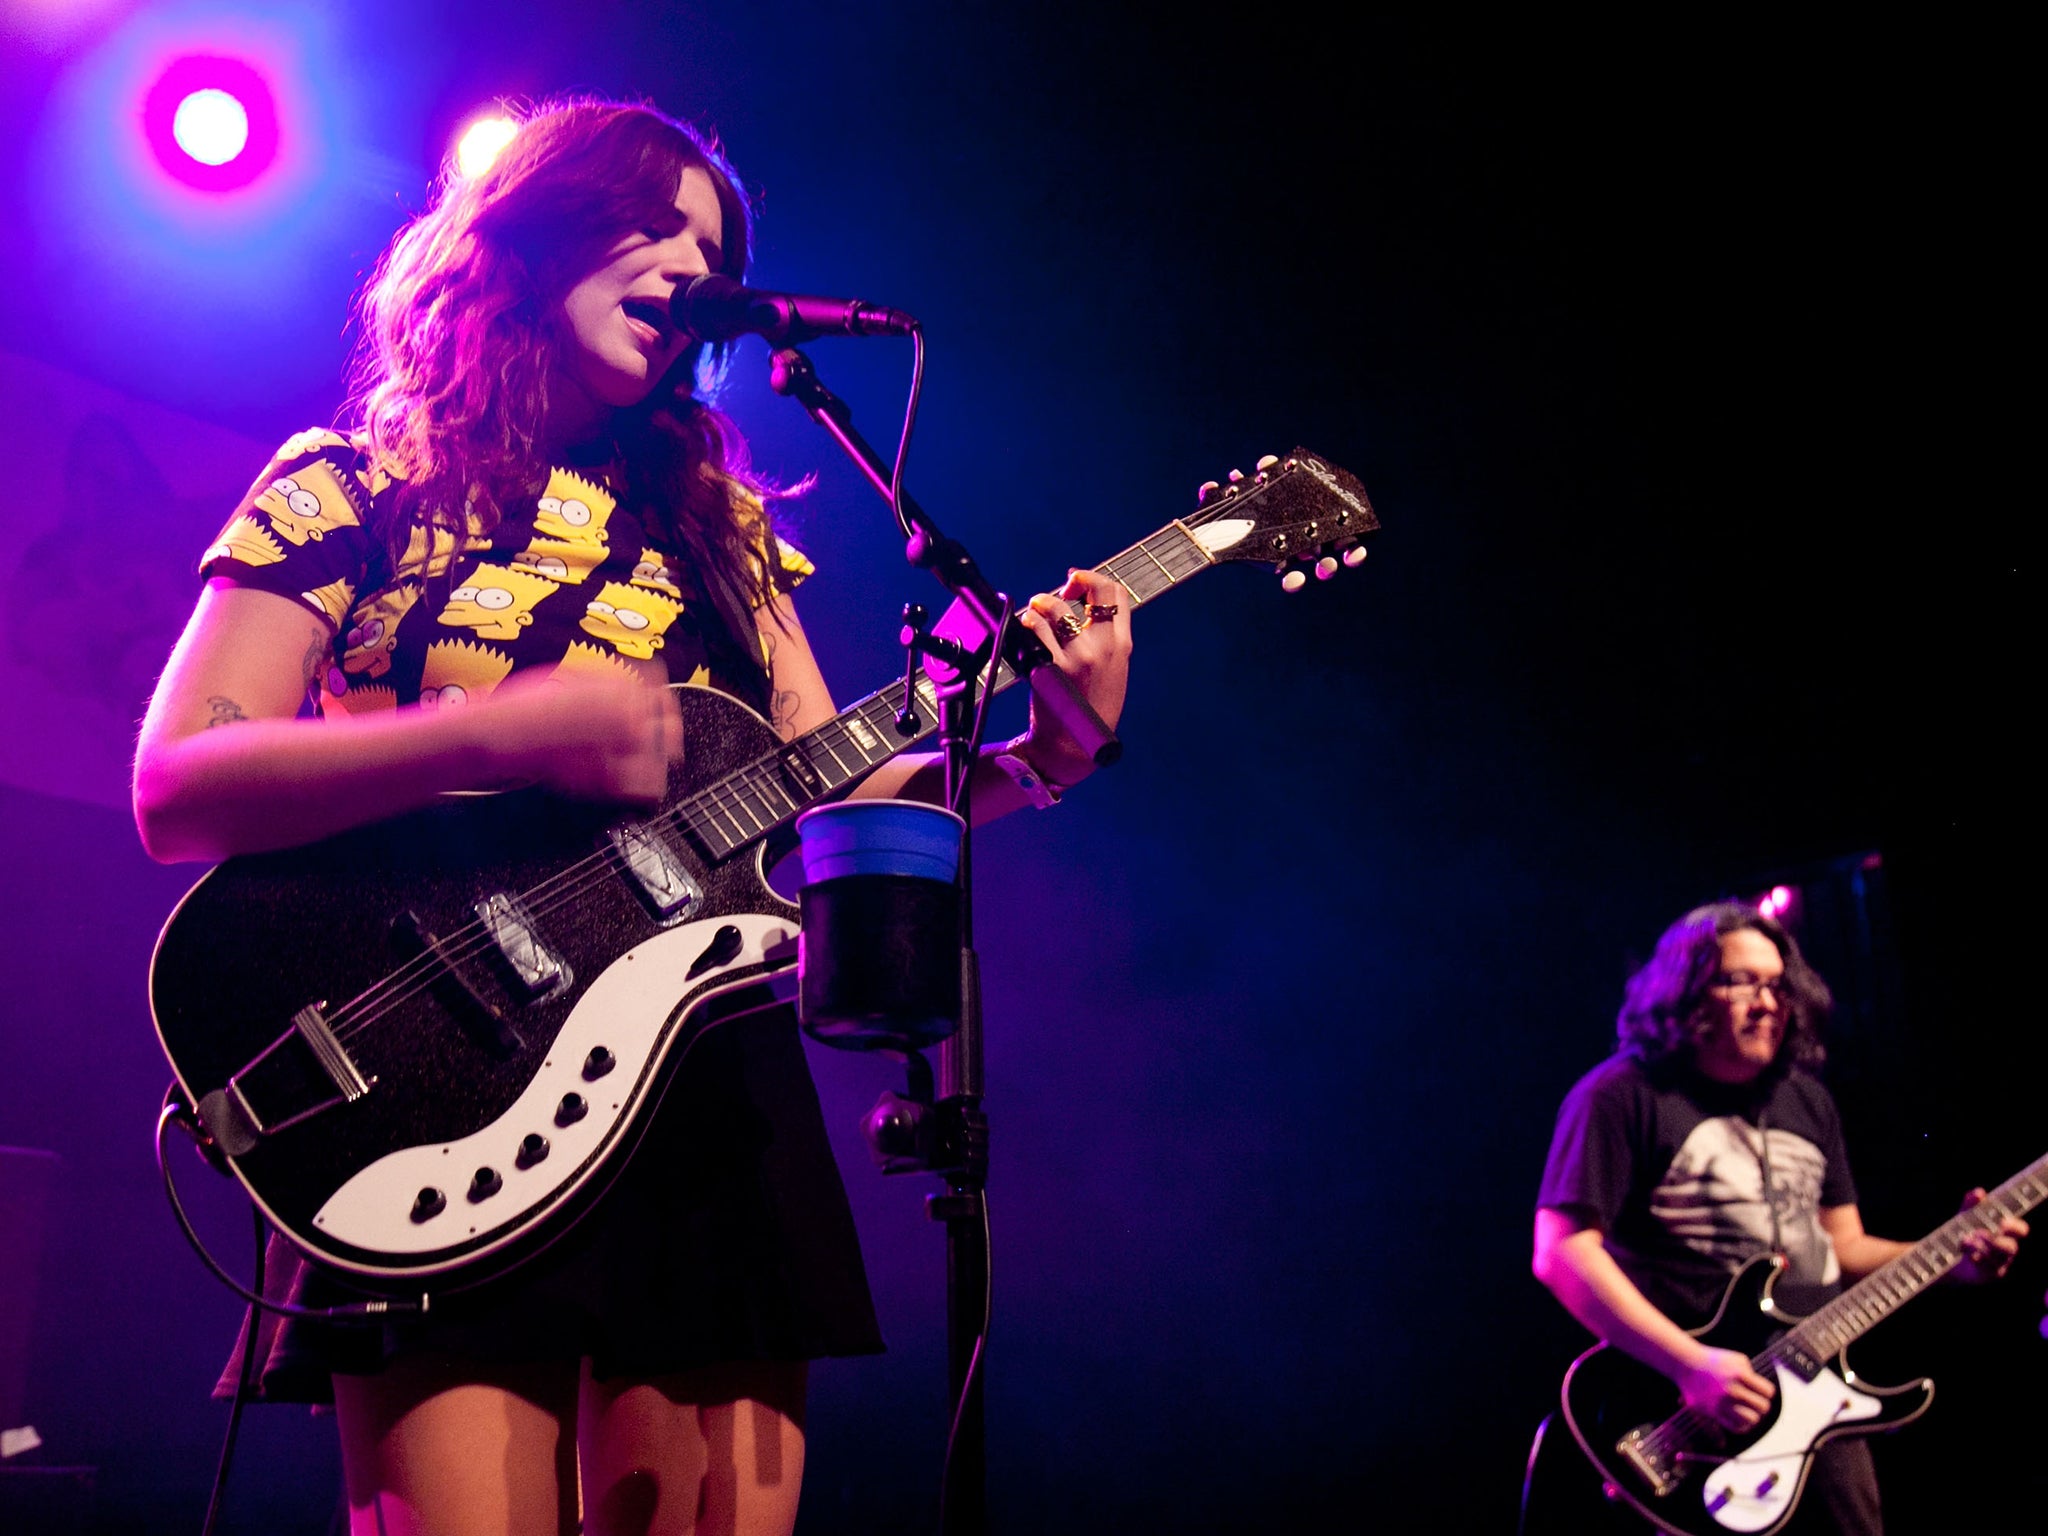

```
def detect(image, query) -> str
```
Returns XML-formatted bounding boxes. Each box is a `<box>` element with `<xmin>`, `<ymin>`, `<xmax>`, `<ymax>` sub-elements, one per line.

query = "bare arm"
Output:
<box><xmin>1532</xmin><ymin>1208</ymin><xmax>1775</xmax><ymax>1430</ymax></box>
<box><xmin>1815</xmin><ymin>1204</ymin><xmax>1913</xmax><ymax>1281</ymax></box>
<box><xmin>134</xmin><ymin>581</ymin><xmax>681</xmax><ymax>863</ymax></box>
<box><xmin>1820</xmin><ymin>1195</ymin><xmax>2028</xmax><ymax>1285</ymax></box>
<box><xmin>757</xmin><ymin>572</ymin><xmax>1133</xmax><ymax>823</ymax></box>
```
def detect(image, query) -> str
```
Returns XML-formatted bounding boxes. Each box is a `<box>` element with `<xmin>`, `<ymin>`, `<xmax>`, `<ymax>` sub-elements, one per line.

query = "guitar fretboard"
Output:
<box><xmin>672</xmin><ymin>519</ymin><xmax>1215</xmax><ymax>860</ymax></box>
<box><xmin>1762</xmin><ymin>1150</ymin><xmax>2048</xmax><ymax>1370</ymax></box>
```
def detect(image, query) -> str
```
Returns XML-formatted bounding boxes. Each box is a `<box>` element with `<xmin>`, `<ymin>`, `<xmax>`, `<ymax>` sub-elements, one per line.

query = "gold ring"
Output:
<box><xmin>1087</xmin><ymin>604</ymin><xmax>1119</xmax><ymax>624</ymax></box>
<box><xmin>1051</xmin><ymin>612</ymin><xmax>1085</xmax><ymax>642</ymax></box>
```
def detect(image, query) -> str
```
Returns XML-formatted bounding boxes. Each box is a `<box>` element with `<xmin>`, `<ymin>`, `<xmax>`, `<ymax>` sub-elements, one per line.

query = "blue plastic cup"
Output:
<box><xmin>794</xmin><ymin>800</ymin><xmax>965</xmax><ymax>1049</ymax></box>
<box><xmin>795</xmin><ymin>800</ymin><xmax>965</xmax><ymax>886</ymax></box>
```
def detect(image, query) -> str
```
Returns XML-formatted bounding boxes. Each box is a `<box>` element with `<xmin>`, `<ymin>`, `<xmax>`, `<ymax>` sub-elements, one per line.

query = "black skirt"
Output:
<box><xmin>219</xmin><ymin>1005</ymin><xmax>883</xmax><ymax>1402</ymax></box>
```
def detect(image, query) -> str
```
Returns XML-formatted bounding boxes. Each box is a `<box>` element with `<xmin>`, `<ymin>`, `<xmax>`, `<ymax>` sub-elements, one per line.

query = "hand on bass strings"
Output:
<box><xmin>476</xmin><ymin>665</ymin><xmax>684</xmax><ymax>805</ymax></box>
<box><xmin>1012</xmin><ymin>567</ymin><xmax>1133</xmax><ymax>788</ymax></box>
<box><xmin>1677</xmin><ymin>1346</ymin><xmax>1775</xmax><ymax>1432</ymax></box>
<box><xmin>1950</xmin><ymin>1187</ymin><xmax>2029</xmax><ymax>1284</ymax></box>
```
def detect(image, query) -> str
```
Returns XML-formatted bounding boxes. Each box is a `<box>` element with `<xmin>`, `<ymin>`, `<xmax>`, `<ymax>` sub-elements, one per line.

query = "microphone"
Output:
<box><xmin>673</xmin><ymin>273</ymin><xmax>919</xmax><ymax>345</ymax></box>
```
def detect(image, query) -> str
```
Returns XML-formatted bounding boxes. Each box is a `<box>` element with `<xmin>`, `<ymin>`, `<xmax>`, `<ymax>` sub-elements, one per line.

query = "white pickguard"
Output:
<box><xmin>1699</xmin><ymin>1362</ymin><xmax>1882</xmax><ymax>1532</ymax></box>
<box><xmin>310</xmin><ymin>913</ymin><xmax>796</xmax><ymax>1265</ymax></box>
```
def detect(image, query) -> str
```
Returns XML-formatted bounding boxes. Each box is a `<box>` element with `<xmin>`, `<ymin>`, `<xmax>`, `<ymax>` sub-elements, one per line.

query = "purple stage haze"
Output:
<box><xmin>0</xmin><ymin>6</ymin><xmax>2034</xmax><ymax>1534</ymax></box>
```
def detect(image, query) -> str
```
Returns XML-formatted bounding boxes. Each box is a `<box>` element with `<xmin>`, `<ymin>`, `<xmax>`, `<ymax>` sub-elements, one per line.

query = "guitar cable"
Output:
<box><xmin>200</xmin><ymin>1205</ymin><xmax>264</xmax><ymax>1536</ymax></box>
<box><xmin>156</xmin><ymin>1087</ymin><xmax>431</xmax><ymax>1325</ymax></box>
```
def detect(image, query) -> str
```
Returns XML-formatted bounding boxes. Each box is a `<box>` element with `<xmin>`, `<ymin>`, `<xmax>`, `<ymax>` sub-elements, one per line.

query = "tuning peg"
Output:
<box><xmin>1339</xmin><ymin>540</ymin><xmax>1368</xmax><ymax>568</ymax></box>
<box><xmin>1255</xmin><ymin>454</ymin><xmax>1279</xmax><ymax>472</ymax></box>
<box><xmin>1279</xmin><ymin>566</ymin><xmax>1307</xmax><ymax>593</ymax></box>
<box><xmin>1226</xmin><ymin>467</ymin><xmax>1245</xmax><ymax>483</ymax></box>
<box><xmin>1197</xmin><ymin>479</ymin><xmax>1220</xmax><ymax>504</ymax></box>
<box><xmin>1314</xmin><ymin>555</ymin><xmax>1339</xmax><ymax>581</ymax></box>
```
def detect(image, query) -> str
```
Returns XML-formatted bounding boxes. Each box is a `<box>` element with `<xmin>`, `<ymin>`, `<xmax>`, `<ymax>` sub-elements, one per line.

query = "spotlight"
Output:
<box><xmin>171</xmin><ymin>88</ymin><xmax>248</xmax><ymax>166</ymax></box>
<box><xmin>456</xmin><ymin>115</ymin><xmax>518</xmax><ymax>179</ymax></box>
<box><xmin>143</xmin><ymin>55</ymin><xmax>279</xmax><ymax>192</ymax></box>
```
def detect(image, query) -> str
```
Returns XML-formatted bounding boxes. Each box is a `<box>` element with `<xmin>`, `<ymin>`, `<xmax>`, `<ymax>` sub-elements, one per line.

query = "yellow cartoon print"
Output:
<box><xmin>397</xmin><ymin>520</ymin><xmax>476</xmax><ymax>582</ymax></box>
<box><xmin>323</xmin><ymin>681</ymin><xmax>396</xmax><ymax>716</ymax></box>
<box><xmin>579</xmin><ymin>580</ymin><xmax>682</xmax><ymax>660</ymax></box>
<box><xmin>301</xmin><ymin>577</ymin><xmax>357</xmax><ymax>629</ymax></box>
<box><xmin>275</xmin><ymin>428</ymin><xmax>352</xmax><ymax>462</ymax></box>
<box><xmin>420</xmin><ymin>639</ymin><xmax>515</xmax><ymax>707</ymax></box>
<box><xmin>511</xmin><ymin>535</ymin><xmax>607</xmax><ymax>585</ymax></box>
<box><xmin>340</xmin><ymin>585</ymin><xmax>421</xmax><ymax>680</ymax></box>
<box><xmin>201</xmin><ymin>513</ymin><xmax>285</xmax><ymax>570</ymax></box>
<box><xmin>255</xmin><ymin>457</ymin><xmax>365</xmax><ymax>545</ymax></box>
<box><xmin>437</xmin><ymin>563</ymin><xmax>559</xmax><ymax>641</ymax></box>
<box><xmin>629</xmin><ymin>547</ymin><xmax>686</xmax><ymax>598</ymax></box>
<box><xmin>769</xmin><ymin>534</ymin><xmax>815</xmax><ymax>589</ymax></box>
<box><xmin>533</xmin><ymin>468</ymin><xmax>616</xmax><ymax>549</ymax></box>
<box><xmin>553</xmin><ymin>639</ymin><xmax>643</xmax><ymax>685</ymax></box>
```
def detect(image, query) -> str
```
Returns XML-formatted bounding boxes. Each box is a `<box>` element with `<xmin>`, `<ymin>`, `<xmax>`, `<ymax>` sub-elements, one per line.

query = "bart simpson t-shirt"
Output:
<box><xmin>198</xmin><ymin>429</ymin><xmax>810</xmax><ymax>714</ymax></box>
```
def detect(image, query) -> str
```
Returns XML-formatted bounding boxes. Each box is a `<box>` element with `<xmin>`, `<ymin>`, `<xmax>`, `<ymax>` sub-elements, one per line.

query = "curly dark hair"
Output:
<box><xmin>345</xmin><ymin>96</ymin><xmax>786</xmax><ymax>698</ymax></box>
<box><xmin>1616</xmin><ymin>903</ymin><xmax>1831</xmax><ymax>1073</ymax></box>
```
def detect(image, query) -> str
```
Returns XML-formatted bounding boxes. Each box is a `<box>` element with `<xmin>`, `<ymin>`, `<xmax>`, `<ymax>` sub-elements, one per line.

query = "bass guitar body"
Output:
<box><xmin>1557</xmin><ymin>1256</ymin><xmax>1932</xmax><ymax>1536</ymax></box>
<box><xmin>151</xmin><ymin>685</ymin><xmax>805</xmax><ymax>1292</ymax></box>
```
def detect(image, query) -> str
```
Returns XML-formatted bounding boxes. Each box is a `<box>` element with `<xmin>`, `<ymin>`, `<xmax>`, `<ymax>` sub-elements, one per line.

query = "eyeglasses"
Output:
<box><xmin>1709</xmin><ymin>971</ymin><xmax>1789</xmax><ymax>1001</ymax></box>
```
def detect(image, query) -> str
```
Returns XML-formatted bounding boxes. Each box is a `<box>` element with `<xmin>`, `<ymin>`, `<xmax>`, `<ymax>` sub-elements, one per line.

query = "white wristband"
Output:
<box><xmin>988</xmin><ymin>741</ymin><xmax>1064</xmax><ymax>808</ymax></box>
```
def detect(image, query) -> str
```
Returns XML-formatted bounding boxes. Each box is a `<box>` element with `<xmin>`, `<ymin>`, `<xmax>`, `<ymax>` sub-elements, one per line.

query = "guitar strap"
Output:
<box><xmin>1755</xmin><ymin>1104</ymin><xmax>1783</xmax><ymax>1257</ymax></box>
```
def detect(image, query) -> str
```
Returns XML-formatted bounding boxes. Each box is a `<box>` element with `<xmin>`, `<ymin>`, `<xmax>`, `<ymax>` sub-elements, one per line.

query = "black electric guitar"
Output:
<box><xmin>150</xmin><ymin>450</ymin><xmax>1377</xmax><ymax>1290</ymax></box>
<box><xmin>1535</xmin><ymin>1151</ymin><xmax>2046</xmax><ymax>1536</ymax></box>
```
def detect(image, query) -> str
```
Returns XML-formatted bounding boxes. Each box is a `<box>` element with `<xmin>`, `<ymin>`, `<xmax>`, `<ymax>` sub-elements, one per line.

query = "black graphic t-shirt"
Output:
<box><xmin>1536</xmin><ymin>1054</ymin><xmax>1859</xmax><ymax>1323</ymax></box>
<box><xmin>198</xmin><ymin>428</ymin><xmax>811</xmax><ymax>713</ymax></box>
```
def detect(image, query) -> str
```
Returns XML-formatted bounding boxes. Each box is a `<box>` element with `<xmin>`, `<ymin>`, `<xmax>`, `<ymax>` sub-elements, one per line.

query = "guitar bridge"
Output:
<box><xmin>1616</xmin><ymin>1427</ymin><xmax>1680</xmax><ymax>1497</ymax></box>
<box><xmin>197</xmin><ymin>1000</ymin><xmax>371</xmax><ymax>1155</ymax></box>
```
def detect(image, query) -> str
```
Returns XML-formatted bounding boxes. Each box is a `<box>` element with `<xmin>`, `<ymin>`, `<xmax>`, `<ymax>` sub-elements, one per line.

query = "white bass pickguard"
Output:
<box><xmin>1699</xmin><ymin>1362</ymin><xmax>1881</xmax><ymax>1532</ymax></box>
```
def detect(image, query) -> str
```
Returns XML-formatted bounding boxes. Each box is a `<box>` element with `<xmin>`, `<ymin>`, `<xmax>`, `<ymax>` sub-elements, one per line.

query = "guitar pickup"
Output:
<box><xmin>474</xmin><ymin>892</ymin><xmax>570</xmax><ymax>1002</ymax></box>
<box><xmin>391</xmin><ymin>911</ymin><xmax>523</xmax><ymax>1057</ymax></box>
<box><xmin>610</xmin><ymin>823</ymin><xmax>702</xmax><ymax>924</ymax></box>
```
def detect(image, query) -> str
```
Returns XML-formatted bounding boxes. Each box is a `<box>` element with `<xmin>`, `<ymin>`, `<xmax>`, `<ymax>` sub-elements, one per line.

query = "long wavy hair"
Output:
<box><xmin>1616</xmin><ymin>903</ymin><xmax>1831</xmax><ymax>1074</ymax></box>
<box><xmin>346</xmin><ymin>97</ymin><xmax>783</xmax><ymax>693</ymax></box>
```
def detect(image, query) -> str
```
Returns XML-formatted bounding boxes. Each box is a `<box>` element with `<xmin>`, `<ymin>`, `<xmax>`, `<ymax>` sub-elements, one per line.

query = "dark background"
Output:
<box><xmin>0</xmin><ymin>5</ymin><xmax>2036</xmax><ymax>1532</ymax></box>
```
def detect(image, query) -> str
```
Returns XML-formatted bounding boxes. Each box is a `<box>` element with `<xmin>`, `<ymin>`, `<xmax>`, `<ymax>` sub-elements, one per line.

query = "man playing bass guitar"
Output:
<box><xmin>1530</xmin><ymin>902</ymin><xmax>2027</xmax><ymax>1535</ymax></box>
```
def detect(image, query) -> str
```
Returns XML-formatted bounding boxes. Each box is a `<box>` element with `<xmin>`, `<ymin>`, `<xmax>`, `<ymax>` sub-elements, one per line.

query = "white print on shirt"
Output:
<box><xmin>1647</xmin><ymin>1118</ymin><xmax>1842</xmax><ymax>1289</ymax></box>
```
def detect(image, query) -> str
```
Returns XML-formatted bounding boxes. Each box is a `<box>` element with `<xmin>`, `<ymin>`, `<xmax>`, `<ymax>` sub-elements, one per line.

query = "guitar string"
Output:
<box><xmin>311</xmin><ymin>524</ymin><xmax>1212</xmax><ymax>1056</ymax></box>
<box><xmin>1631</xmin><ymin>1180</ymin><xmax>2043</xmax><ymax>1463</ymax></box>
<box><xmin>316</xmin><ymin>524</ymin><xmax>1222</xmax><ymax>1048</ymax></box>
<box><xmin>321</xmin><ymin>701</ymin><xmax>909</xmax><ymax>1045</ymax></box>
<box><xmin>319</xmin><ymin>525</ymin><xmax>1219</xmax><ymax>1048</ymax></box>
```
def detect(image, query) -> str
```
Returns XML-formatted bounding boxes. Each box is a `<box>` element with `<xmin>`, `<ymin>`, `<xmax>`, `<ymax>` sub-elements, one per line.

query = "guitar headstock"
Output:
<box><xmin>1184</xmin><ymin>448</ymin><xmax>1379</xmax><ymax>591</ymax></box>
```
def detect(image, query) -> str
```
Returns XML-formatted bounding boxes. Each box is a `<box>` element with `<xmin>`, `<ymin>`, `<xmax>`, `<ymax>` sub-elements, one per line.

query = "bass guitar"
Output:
<box><xmin>1544</xmin><ymin>1150</ymin><xmax>2047</xmax><ymax>1536</ymax></box>
<box><xmin>150</xmin><ymin>449</ymin><xmax>1376</xmax><ymax>1290</ymax></box>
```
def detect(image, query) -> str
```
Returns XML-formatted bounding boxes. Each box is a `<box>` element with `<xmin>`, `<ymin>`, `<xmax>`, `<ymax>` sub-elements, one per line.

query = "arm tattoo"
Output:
<box><xmin>205</xmin><ymin>696</ymin><xmax>249</xmax><ymax>728</ymax></box>
<box><xmin>761</xmin><ymin>630</ymin><xmax>800</xmax><ymax>740</ymax></box>
<box><xmin>300</xmin><ymin>627</ymin><xmax>330</xmax><ymax>693</ymax></box>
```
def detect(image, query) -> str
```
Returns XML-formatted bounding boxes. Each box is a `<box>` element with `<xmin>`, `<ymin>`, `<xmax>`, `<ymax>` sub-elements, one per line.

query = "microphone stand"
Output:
<box><xmin>766</xmin><ymin>344</ymin><xmax>1116</xmax><ymax>1534</ymax></box>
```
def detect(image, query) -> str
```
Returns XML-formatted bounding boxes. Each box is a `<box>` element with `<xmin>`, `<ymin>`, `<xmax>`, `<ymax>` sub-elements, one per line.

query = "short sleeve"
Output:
<box><xmin>198</xmin><ymin>429</ymin><xmax>380</xmax><ymax>630</ymax></box>
<box><xmin>1796</xmin><ymin>1076</ymin><xmax>1859</xmax><ymax>1209</ymax></box>
<box><xmin>1537</xmin><ymin>1063</ymin><xmax>1643</xmax><ymax>1232</ymax></box>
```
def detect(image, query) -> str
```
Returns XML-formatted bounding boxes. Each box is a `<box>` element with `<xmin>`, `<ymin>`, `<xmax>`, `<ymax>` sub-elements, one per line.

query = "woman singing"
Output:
<box><xmin>133</xmin><ymin>96</ymin><xmax>1131</xmax><ymax>1536</ymax></box>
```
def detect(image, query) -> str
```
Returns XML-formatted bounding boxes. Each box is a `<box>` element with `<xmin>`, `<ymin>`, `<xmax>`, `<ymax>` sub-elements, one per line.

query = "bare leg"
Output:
<box><xmin>579</xmin><ymin>1360</ymin><xmax>808</xmax><ymax>1536</ymax></box>
<box><xmin>334</xmin><ymin>1355</ymin><xmax>581</xmax><ymax>1536</ymax></box>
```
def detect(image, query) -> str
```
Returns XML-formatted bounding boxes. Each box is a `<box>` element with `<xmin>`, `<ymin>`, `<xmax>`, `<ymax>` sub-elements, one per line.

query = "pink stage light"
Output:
<box><xmin>142</xmin><ymin>55</ymin><xmax>279</xmax><ymax>192</ymax></box>
<box><xmin>456</xmin><ymin>114</ymin><xmax>520</xmax><ymax>179</ymax></box>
